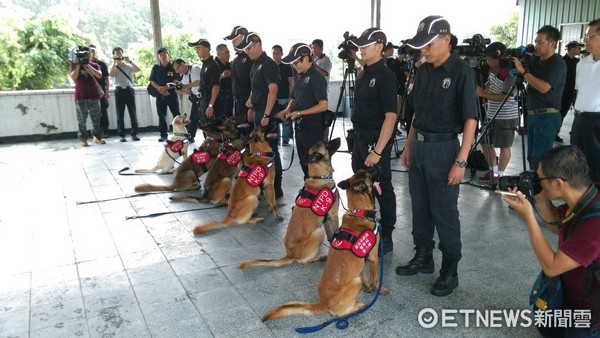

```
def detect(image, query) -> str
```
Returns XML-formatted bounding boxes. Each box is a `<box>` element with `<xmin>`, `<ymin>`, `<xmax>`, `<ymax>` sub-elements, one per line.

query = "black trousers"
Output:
<box><xmin>186</xmin><ymin>98</ymin><xmax>200</xmax><ymax>139</ymax></box>
<box><xmin>560</xmin><ymin>87</ymin><xmax>575</xmax><ymax>121</ymax></box>
<box><xmin>155</xmin><ymin>93</ymin><xmax>180</xmax><ymax>138</ymax></box>
<box><xmin>115</xmin><ymin>87</ymin><xmax>138</xmax><ymax>137</ymax></box>
<box><xmin>234</xmin><ymin>95</ymin><xmax>249</xmax><ymax>119</ymax></box>
<box><xmin>350</xmin><ymin>131</ymin><xmax>396</xmax><ymax>236</ymax></box>
<box><xmin>253</xmin><ymin>111</ymin><xmax>283</xmax><ymax>197</ymax></box>
<box><xmin>571</xmin><ymin>114</ymin><xmax>600</xmax><ymax>183</ymax></box>
<box><xmin>408</xmin><ymin>137</ymin><xmax>462</xmax><ymax>260</ymax></box>
<box><xmin>219</xmin><ymin>89</ymin><xmax>234</xmax><ymax>118</ymax></box>
<box><xmin>295</xmin><ymin>122</ymin><xmax>325</xmax><ymax>179</ymax></box>
<box><xmin>100</xmin><ymin>97</ymin><xmax>109</xmax><ymax>132</ymax></box>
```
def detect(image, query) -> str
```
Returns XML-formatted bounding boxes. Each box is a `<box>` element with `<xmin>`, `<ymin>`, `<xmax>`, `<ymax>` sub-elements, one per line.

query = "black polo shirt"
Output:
<box><xmin>412</xmin><ymin>54</ymin><xmax>478</xmax><ymax>133</ymax></box>
<box><xmin>290</xmin><ymin>64</ymin><xmax>328</xmax><ymax>126</ymax></box>
<box><xmin>199</xmin><ymin>56</ymin><xmax>221</xmax><ymax>101</ymax></box>
<box><xmin>231</xmin><ymin>51</ymin><xmax>253</xmax><ymax>100</ymax></box>
<box><xmin>149</xmin><ymin>62</ymin><xmax>179</xmax><ymax>94</ymax></box>
<box><xmin>94</xmin><ymin>59</ymin><xmax>109</xmax><ymax>89</ymax></box>
<box><xmin>277</xmin><ymin>62</ymin><xmax>294</xmax><ymax>100</ymax></box>
<box><xmin>525</xmin><ymin>53</ymin><xmax>566</xmax><ymax>110</ymax></box>
<box><xmin>562</xmin><ymin>54</ymin><xmax>578</xmax><ymax>90</ymax></box>
<box><xmin>351</xmin><ymin>58</ymin><xmax>397</xmax><ymax>131</ymax></box>
<box><xmin>250</xmin><ymin>52</ymin><xmax>280</xmax><ymax>113</ymax></box>
<box><xmin>215</xmin><ymin>58</ymin><xmax>232</xmax><ymax>92</ymax></box>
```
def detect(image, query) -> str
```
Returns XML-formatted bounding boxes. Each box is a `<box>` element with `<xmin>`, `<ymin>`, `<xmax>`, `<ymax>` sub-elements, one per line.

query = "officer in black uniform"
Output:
<box><xmin>215</xmin><ymin>43</ymin><xmax>233</xmax><ymax>118</ymax></box>
<box><xmin>279</xmin><ymin>43</ymin><xmax>328</xmax><ymax>179</ymax></box>
<box><xmin>224</xmin><ymin>26</ymin><xmax>253</xmax><ymax>118</ymax></box>
<box><xmin>396</xmin><ymin>16</ymin><xmax>478</xmax><ymax>297</ymax></box>
<box><xmin>149</xmin><ymin>47</ymin><xmax>181</xmax><ymax>142</ymax></box>
<box><xmin>189</xmin><ymin>39</ymin><xmax>221</xmax><ymax>124</ymax></box>
<box><xmin>348</xmin><ymin>28</ymin><xmax>398</xmax><ymax>255</ymax></box>
<box><xmin>237</xmin><ymin>32</ymin><xmax>283</xmax><ymax>199</ymax></box>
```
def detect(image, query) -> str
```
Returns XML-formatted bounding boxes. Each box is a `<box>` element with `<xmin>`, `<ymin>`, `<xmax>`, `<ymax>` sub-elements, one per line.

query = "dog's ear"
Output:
<box><xmin>337</xmin><ymin>179</ymin><xmax>349</xmax><ymax>190</ymax></box>
<box><xmin>368</xmin><ymin>165</ymin><xmax>381</xmax><ymax>182</ymax></box>
<box><xmin>327</xmin><ymin>138</ymin><xmax>341</xmax><ymax>156</ymax></box>
<box><xmin>352</xmin><ymin>181</ymin><xmax>369</xmax><ymax>193</ymax></box>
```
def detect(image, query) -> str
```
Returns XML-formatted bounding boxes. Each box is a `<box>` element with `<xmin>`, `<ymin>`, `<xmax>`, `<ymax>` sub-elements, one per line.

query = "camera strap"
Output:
<box><xmin>552</xmin><ymin>184</ymin><xmax>598</xmax><ymax>226</ymax></box>
<box><xmin>116</xmin><ymin>65</ymin><xmax>133</xmax><ymax>85</ymax></box>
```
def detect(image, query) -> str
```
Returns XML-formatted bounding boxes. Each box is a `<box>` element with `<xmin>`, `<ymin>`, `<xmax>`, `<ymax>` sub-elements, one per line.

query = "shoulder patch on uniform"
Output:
<box><xmin>442</xmin><ymin>77</ymin><xmax>451</xmax><ymax>89</ymax></box>
<box><xmin>369</xmin><ymin>78</ymin><xmax>376</xmax><ymax>87</ymax></box>
<box><xmin>304</xmin><ymin>76</ymin><xmax>310</xmax><ymax>84</ymax></box>
<box><xmin>258</xmin><ymin>64</ymin><xmax>263</xmax><ymax>71</ymax></box>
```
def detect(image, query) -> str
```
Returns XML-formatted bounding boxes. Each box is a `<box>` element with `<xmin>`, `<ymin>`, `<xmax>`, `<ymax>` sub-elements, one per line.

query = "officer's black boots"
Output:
<box><xmin>395</xmin><ymin>246</ymin><xmax>434</xmax><ymax>275</ymax></box>
<box><xmin>430</xmin><ymin>257</ymin><xmax>459</xmax><ymax>297</ymax></box>
<box><xmin>380</xmin><ymin>234</ymin><xmax>393</xmax><ymax>256</ymax></box>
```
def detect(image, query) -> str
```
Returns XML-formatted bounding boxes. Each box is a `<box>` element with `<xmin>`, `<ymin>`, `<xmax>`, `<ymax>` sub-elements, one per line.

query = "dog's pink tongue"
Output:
<box><xmin>373</xmin><ymin>182</ymin><xmax>382</xmax><ymax>195</ymax></box>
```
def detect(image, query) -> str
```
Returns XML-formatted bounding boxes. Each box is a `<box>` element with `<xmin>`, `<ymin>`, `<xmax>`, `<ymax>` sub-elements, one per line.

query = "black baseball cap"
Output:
<box><xmin>157</xmin><ymin>47</ymin><xmax>168</xmax><ymax>54</ymax></box>
<box><xmin>224</xmin><ymin>25</ymin><xmax>248</xmax><ymax>40</ymax></box>
<box><xmin>484</xmin><ymin>42</ymin><xmax>506</xmax><ymax>57</ymax></box>
<box><xmin>566</xmin><ymin>41</ymin><xmax>584</xmax><ymax>50</ymax></box>
<box><xmin>88</xmin><ymin>44</ymin><xmax>97</xmax><ymax>50</ymax></box>
<box><xmin>235</xmin><ymin>32</ymin><xmax>261</xmax><ymax>50</ymax></box>
<box><xmin>406</xmin><ymin>15</ymin><xmax>451</xmax><ymax>49</ymax></box>
<box><xmin>349</xmin><ymin>28</ymin><xmax>387</xmax><ymax>48</ymax></box>
<box><xmin>281</xmin><ymin>43</ymin><xmax>312</xmax><ymax>64</ymax></box>
<box><xmin>188</xmin><ymin>38</ymin><xmax>211</xmax><ymax>49</ymax></box>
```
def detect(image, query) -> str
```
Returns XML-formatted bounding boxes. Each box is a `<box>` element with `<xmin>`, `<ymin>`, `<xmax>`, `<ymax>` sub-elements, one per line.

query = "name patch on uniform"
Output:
<box><xmin>442</xmin><ymin>78</ymin><xmax>452</xmax><ymax>89</ymax></box>
<box><xmin>167</xmin><ymin>71</ymin><xmax>174</xmax><ymax>77</ymax></box>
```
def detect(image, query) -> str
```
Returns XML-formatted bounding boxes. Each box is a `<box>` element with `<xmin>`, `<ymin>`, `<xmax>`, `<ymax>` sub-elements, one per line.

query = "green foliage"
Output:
<box><xmin>490</xmin><ymin>13</ymin><xmax>519</xmax><ymax>48</ymax></box>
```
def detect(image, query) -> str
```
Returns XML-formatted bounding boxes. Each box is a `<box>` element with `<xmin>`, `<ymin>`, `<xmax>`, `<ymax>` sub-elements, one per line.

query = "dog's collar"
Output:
<box><xmin>309</xmin><ymin>172</ymin><xmax>334</xmax><ymax>180</ymax></box>
<box><xmin>350</xmin><ymin>209</ymin><xmax>378</xmax><ymax>223</ymax></box>
<box><xmin>250</xmin><ymin>151</ymin><xmax>275</xmax><ymax>158</ymax></box>
<box><xmin>174</xmin><ymin>132</ymin><xmax>191</xmax><ymax>138</ymax></box>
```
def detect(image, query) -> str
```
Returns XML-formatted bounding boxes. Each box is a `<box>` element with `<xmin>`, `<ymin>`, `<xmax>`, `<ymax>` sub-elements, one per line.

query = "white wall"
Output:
<box><xmin>0</xmin><ymin>82</ymin><xmax>346</xmax><ymax>139</ymax></box>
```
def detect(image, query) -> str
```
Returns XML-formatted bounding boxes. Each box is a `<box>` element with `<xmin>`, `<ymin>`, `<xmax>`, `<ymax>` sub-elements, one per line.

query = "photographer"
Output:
<box><xmin>173</xmin><ymin>59</ymin><xmax>201</xmax><ymax>143</ymax></box>
<box><xmin>512</xmin><ymin>25</ymin><xmax>566</xmax><ymax>171</ymax></box>
<box><xmin>69</xmin><ymin>46</ymin><xmax>105</xmax><ymax>147</ymax></box>
<box><xmin>278</xmin><ymin>43</ymin><xmax>328</xmax><ymax>179</ymax></box>
<box><xmin>109</xmin><ymin>47</ymin><xmax>140</xmax><ymax>142</ymax></box>
<box><xmin>503</xmin><ymin>145</ymin><xmax>600</xmax><ymax>336</ymax></box>
<box><xmin>348</xmin><ymin>28</ymin><xmax>398</xmax><ymax>255</ymax></box>
<box><xmin>149</xmin><ymin>47</ymin><xmax>181</xmax><ymax>142</ymax></box>
<box><xmin>475</xmin><ymin>42</ymin><xmax>519</xmax><ymax>182</ymax></box>
<box><xmin>189</xmin><ymin>39</ymin><xmax>221</xmax><ymax>124</ymax></box>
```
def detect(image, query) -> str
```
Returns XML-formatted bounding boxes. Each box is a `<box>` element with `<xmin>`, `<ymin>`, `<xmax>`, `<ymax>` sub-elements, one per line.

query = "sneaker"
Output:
<box><xmin>555</xmin><ymin>135</ymin><xmax>564</xmax><ymax>143</ymax></box>
<box><xmin>158</xmin><ymin>136</ymin><xmax>167</xmax><ymax>142</ymax></box>
<box><xmin>477</xmin><ymin>171</ymin><xmax>499</xmax><ymax>183</ymax></box>
<box><xmin>131</xmin><ymin>135</ymin><xmax>140</xmax><ymax>141</ymax></box>
<box><xmin>93</xmin><ymin>136</ymin><xmax>106</xmax><ymax>144</ymax></box>
<box><xmin>120</xmin><ymin>137</ymin><xmax>127</xmax><ymax>142</ymax></box>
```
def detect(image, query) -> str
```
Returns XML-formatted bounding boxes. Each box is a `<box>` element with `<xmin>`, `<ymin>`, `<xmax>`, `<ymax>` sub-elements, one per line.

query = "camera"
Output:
<box><xmin>503</xmin><ymin>46</ymin><xmax>532</xmax><ymax>70</ymax></box>
<box><xmin>167</xmin><ymin>82</ymin><xmax>184</xmax><ymax>90</ymax></box>
<box><xmin>338</xmin><ymin>31</ymin><xmax>358</xmax><ymax>64</ymax></box>
<box><xmin>497</xmin><ymin>171</ymin><xmax>542</xmax><ymax>198</ymax></box>
<box><xmin>68</xmin><ymin>46</ymin><xmax>90</xmax><ymax>65</ymax></box>
<box><xmin>113</xmin><ymin>56</ymin><xmax>124</xmax><ymax>61</ymax></box>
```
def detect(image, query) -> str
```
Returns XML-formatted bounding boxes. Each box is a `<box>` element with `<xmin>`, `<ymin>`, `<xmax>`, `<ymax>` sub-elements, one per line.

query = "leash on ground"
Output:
<box><xmin>295</xmin><ymin>223</ymin><xmax>385</xmax><ymax>334</ymax></box>
<box><xmin>125</xmin><ymin>204</ymin><xmax>225</xmax><ymax>220</ymax></box>
<box><xmin>117</xmin><ymin>167</ymin><xmax>173</xmax><ymax>175</ymax></box>
<box><xmin>75</xmin><ymin>191</ymin><xmax>172</xmax><ymax>205</ymax></box>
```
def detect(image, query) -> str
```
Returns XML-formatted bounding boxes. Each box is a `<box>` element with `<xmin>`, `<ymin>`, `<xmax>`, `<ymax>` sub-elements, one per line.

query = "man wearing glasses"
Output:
<box><xmin>571</xmin><ymin>18</ymin><xmax>600</xmax><ymax>183</ymax></box>
<box><xmin>513</xmin><ymin>25</ymin><xmax>566</xmax><ymax>172</ymax></box>
<box><xmin>215</xmin><ymin>44</ymin><xmax>233</xmax><ymax>118</ymax></box>
<box><xmin>347</xmin><ymin>28</ymin><xmax>398</xmax><ymax>256</ymax></box>
<box><xmin>396</xmin><ymin>16</ymin><xmax>478</xmax><ymax>297</ymax></box>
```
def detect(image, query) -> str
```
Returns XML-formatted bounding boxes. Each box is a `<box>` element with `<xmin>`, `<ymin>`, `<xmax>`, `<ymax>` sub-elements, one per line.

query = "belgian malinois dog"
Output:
<box><xmin>239</xmin><ymin>138</ymin><xmax>341</xmax><ymax>269</ymax></box>
<box><xmin>193</xmin><ymin>126</ymin><xmax>283</xmax><ymax>235</ymax></box>
<box><xmin>262</xmin><ymin>167</ymin><xmax>387</xmax><ymax>321</ymax></box>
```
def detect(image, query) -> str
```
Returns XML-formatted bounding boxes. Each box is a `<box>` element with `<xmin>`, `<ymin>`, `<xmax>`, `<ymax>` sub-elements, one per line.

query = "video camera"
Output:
<box><xmin>398</xmin><ymin>40</ymin><xmax>420</xmax><ymax>58</ymax></box>
<box><xmin>497</xmin><ymin>170</ymin><xmax>542</xmax><ymax>199</ymax></box>
<box><xmin>455</xmin><ymin>35</ymin><xmax>491</xmax><ymax>57</ymax></box>
<box><xmin>338</xmin><ymin>31</ymin><xmax>358</xmax><ymax>65</ymax></box>
<box><xmin>68</xmin><ymin>46</ymin><xmax>90</xmax><ymax>65</ymax></box>
<box><xmin>502</xmin><ymin>46</ymin><xmax>532</xmax><ymax>70</ymax></box>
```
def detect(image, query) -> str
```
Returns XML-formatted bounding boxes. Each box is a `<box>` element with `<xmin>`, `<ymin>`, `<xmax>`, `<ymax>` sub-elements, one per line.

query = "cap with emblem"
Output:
<box><xmin>188</xmin><ymin>38</ymin><xmax>211</xmax><ymax>49</ymax></box>
<box><xmin>349</xmin><ymin>28</ymin><xmax>387</xmax><ymax>48</ymax></box>
<box><xmin>281</xmin><ymin>43</ymin><xmax>312</xmax><ymax>64</ymax></box>
<box><xmin>235</xmin><ymin>32</ymin><xmax>261</xmax><ymax>50</ymax></box>
<box><xmin>224</xmin><ymin>25</ymin><xmax>248</xmax><ymax>40</ymax></box>
<box><xmin>406</xmin><ymin>15</ymin><xmax>451</xmax><ymax>49</ymax></box>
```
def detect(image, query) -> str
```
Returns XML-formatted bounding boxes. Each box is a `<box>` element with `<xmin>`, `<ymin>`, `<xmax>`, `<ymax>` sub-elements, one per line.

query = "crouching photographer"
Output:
<box><xmin>502</xmin><ymin>145</ymin><xmax>600</xmax><ymax>337</ymax></box>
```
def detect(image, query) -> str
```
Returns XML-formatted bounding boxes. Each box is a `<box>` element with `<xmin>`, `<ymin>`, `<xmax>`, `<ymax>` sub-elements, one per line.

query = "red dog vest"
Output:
<box><xmin>238</xmin><ymin>164</ymin><xmax>270</xmax><ymax>187</ymax></box>
<box><xmin>330</xmin><ymin>228</ymin><xmax>377</xmax><ymax>258</ymax></box>
<box><xmin>295</xmin><ymin>187</ymin><xmax>336</xmax><ymax>216</ymax></box>
<box><xmin>191</xmin><ymin>149</ymin><xmax>211</xmax><ymax>165</ymax></box>
<box><xmin>217</xmin><ymin>148</ymin><xmax>242</xmax><ymax>166</ymax></box>
<box><xmin>165</xmin><ymin>140</ymin><xmax>184</xmax><ymax>153</ymax></box>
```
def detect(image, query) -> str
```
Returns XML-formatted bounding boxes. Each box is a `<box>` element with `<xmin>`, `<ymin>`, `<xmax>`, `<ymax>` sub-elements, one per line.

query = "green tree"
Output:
<box><xmin>490</xmin><ymin>12</ymin><xmax>519</xmax><ymax>47</ymax></box>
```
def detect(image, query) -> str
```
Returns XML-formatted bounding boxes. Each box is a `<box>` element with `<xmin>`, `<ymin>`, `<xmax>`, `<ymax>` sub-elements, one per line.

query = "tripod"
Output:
<box><xmin>464</xmin><ymin>74</ymin><xmax>527</xmax><ymax>190</ymax></box>
<box><xmin>328</xmin><ymin>59</ymin><xmax>356</xmax><ymax>151</ymax></box>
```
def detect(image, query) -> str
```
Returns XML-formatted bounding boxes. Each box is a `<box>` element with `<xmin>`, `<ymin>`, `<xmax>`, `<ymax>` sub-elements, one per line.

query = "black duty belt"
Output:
<box><xmin>415</xmin><ymin>131</ymin><xmax>457</xmax><ymax>142</ymax></box>
<box><xmin>527</xmin><ymin>108</ymin><xmax>559</xmax><ymax>115</ymax></box>
<box><xmin>575</xmin><ymin>110</ymin><xmax>600</xmax><ymax>119</ymax></box>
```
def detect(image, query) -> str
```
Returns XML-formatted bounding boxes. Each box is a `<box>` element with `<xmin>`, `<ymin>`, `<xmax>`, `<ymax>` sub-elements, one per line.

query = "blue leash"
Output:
<box><xmin>295</xmin><ymin>224</ymin><xmax>385</xmax><ymax>334</ymax></box>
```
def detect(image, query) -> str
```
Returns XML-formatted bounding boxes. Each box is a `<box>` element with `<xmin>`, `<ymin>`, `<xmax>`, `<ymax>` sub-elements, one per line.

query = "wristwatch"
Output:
<box><xmin>455</xmin><ymin>159</ymin><xmax>468</xmax><ymax>168</ymax></box>
<box><xmin>208</xmin><ymin>104</ymin><xmax>213</xmax><ymax>108</ymax></box>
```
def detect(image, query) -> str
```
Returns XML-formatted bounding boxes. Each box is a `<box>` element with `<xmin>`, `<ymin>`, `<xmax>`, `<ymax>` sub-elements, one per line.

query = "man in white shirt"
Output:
<box><xmin>173</xmin><ymin>59</ymin><xmax>201</xmax><ymax>143</ymax></box>
<box><xmin>110</xmin><ymin>47</ymin><xmax>140</xmax><ymax>142</ymax></box>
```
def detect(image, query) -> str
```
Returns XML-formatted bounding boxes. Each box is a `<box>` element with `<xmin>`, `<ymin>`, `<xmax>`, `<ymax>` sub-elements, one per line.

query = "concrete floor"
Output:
<box><xmin>0</xmin><ymin>114</ymin><xmax>574</xmax><ymax>337</ymax></box>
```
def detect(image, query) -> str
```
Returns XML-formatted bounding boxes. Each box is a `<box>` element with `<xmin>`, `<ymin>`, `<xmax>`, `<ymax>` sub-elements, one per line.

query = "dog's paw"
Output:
<box><xmin>380</xmin><ymin>286</ymin><xmax>390</xmax><ymax>295</ymax></box>
<box><xmin>274</xmin><ymin>214</ymin><xmax>284</xmax><ymax>221</ymax></box>
<box><xmin>248</xmin><ymin>217</ymin><xmax>265</xmax><ymax>224</ymax></box>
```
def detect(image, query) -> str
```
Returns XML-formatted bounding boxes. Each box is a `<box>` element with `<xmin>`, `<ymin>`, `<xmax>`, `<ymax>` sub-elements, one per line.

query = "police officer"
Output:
<box><xmin>149</xmin><ymin>47</ymin><xmax>181</xmax><ymax>142</ymax></box>
<box><xmin>279</xmin><ymin>43</ymin><xmax>328</xmax><ymax>179</ymax></box>
<box><xmin>396</xmin><ymin>16</ymin><xmax>478</xmax><ymax>297</ymax></box>
<box><xmin>236</xmin><ymin>32</ymin><xmax>283</xmax><ymax>199</ymax></box>
<box><xmin>348</xmin><ymin>28</ymin><xmax>398</xmax><ymax>255</ymax></box>
<box><xmin>189</xmin><ymin>39</ymin><xmax>221</xmax><ymax>125</ymax></box>
<box><xmin>215</xmin><ymin>43</ymin><xmax>233</xmax><ymax>118</ymax></box>
<box><xmin>224</xmin><ymin>26</ymin><xmax>253</xmax><ymax>118</ymax></box>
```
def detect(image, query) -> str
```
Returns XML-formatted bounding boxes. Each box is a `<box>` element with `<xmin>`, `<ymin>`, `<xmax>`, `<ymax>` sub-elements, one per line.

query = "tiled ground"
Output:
<box><xmin>0</xmin><ymin>114</ymin><xmax>574</xmax><ymax>337</ymax></box>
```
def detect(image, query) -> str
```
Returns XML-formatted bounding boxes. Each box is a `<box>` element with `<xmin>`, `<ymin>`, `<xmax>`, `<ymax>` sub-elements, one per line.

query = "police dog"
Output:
<box><xmin>134</xmin><ymin>113</ymin><xmax>189</xmax><ymax>173</ymax></box>
<box><xmin>238</xmin><ymin>138</ymin><xmax>341</xmax><ymax>269</ymax></box>
<box><xmin>262</xmin><ymin>167</ymin><xmax>387</xmax><ymax>321</ymax></box>
<box><xmin>134</xmin><ymin>119</ymin><xmax>227</xmax><ymax>192</ymax></box>
<box><xmin>193</xmin><ymin>126</ymin><xmax>283</xmax><ymax>235</ymax></box>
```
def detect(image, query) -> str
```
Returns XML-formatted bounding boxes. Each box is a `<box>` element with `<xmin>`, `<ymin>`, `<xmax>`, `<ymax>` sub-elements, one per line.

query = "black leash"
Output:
<box><xmin>125</xmin><ymin>204</ymin><xmax>225</xmax><ymax>220</ymax></box>
<box><xmin>76</xmin><ymin>191</ymin><xmax>172</xmax><ymax>205</ymax></box>
<box><xmin>282</xmin><ymin>143</ymin><xmax>295</xmax><ymax>171</ymax></box>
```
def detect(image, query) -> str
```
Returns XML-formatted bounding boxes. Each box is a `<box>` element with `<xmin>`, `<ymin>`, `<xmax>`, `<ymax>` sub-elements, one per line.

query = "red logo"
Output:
<box><xmin>191</xmin><ymin>150</ymin><xmax>210</xmax><ymax>164</ymax></box>
<box><xmin>167</xmin><ymin>140</ymin><xmax>184</xmax><ymax>153</ymax></box>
